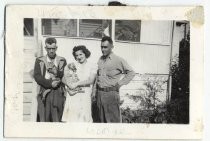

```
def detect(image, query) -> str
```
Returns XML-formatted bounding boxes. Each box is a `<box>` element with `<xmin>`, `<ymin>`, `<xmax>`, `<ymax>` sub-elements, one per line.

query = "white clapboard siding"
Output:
<box><xmin>23</xmin><ymin>102</ymin><xmax>32</xmax><ymax>115</ymax></box>
<box><xmin>121</xmin><ymin>81</ymin><xmax>147</xmax><ymax>90</ymax></box>
<box><xmin>24</xmin><ymin>37</ymin><xmax>37</xmax><ymax>50</ymax></box>
<box><xmin>23</xmin><ymin>72</ymin><xmax>33</xmax><ymax>83</ymax></box>
<box><xmin>23</xmin><ymin>36</ymin><xmax>37</xmax><ymax>121</ymax></box>
<box><xmin>42</xmin><ymin>36</ymin><xmax>171</xmax><ymax>74</ymax></box>
<box><xmin>23</xmin><ymin>115</ymin><xmax>31</xmax><ymax>122</ymax></box>
<box><xmin>23</xmin><ymin>92</ymin><xmax>33</xmax><ymax>103</ymax></box>
<box><xmin>140</xmin><ymin>21</ymin><xmax>172</xmax><ymax>45</ymax></box>
<box><xmin>23</xmin><ymin>83</ymin><xmax>33</xmax><ymax>93</ymax></box>
<box><xmin>24</xmin><ymin>49</ymin><xmax>36</xmax><ymax>73</ymax></box>
<box><xmin>23</xmin><ymin>73</ymin><xmax>33</xmax><ymax>121</ymax></box>
<box><xmin>23</xmin><ymin>102</ymin><xmax>32</xmax><ymax>121</ymax></box>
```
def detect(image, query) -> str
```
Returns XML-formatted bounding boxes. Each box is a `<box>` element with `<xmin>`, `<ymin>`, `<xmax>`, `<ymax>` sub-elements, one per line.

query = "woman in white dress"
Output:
<box><xmin>62</xmin><ymin>45</ymin><xmax>97</xmax><ymax>122</ymax></box>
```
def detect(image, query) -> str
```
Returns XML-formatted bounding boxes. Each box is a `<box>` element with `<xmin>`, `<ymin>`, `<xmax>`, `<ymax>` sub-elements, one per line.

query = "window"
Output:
<box><xmin>140</xmin><ymin>21</ymin><xmax>172</xmax><ymax>45</ymax></box>
<box><xmin>41</xmin><ymin>19</ymin><xmax>111</xmax><ymax>39</ymax></box>
<box><xmin>115</xmin><ymin>20</ymin><xmax>141</xmax><ymax>42</ymax></box>
<box><xmin>24</xmin><ymin>18</ymin><xmax>34</xmax><ymax>36</ymax></box>
<box><xmin>42</xmin><ymin>19</ymin><xmax>77</xmax><ymax>37</ymax></box>
<box><xmin>79</xmin><ymin>19</ymin><xmax>112</xmax><ymax>39</ymax></box>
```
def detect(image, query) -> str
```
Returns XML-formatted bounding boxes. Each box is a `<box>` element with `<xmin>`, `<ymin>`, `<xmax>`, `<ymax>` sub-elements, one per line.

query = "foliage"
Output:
<box><xmin>121</xmin><ymin>76</ymin><xmax>168</xmax><ymax>123</ymax></box>
<box><xmin>168</xmin><ymin>36</ymin><xmax>190</xmax><ymax>123</ymax></box>
<box><xmin>121</xmin><ymin>32</ymin><xmax>190</xmax><ymax>124</ymax></box>
<box><xmin>121</xmin><ymin>106</ymin><xmax>169</xmax><ymax>123</ymax></box>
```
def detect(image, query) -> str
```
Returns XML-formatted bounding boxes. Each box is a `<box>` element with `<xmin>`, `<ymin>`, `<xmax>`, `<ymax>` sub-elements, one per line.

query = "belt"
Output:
<box><xmin>97</xmin><ymin>85</ymin><xmax>119</xmax><ymax>92</ymax></box>
<box><xmin>83</xmin><ymin>84</ymin><xmax>91</xmax><ymax>88</ymax></box>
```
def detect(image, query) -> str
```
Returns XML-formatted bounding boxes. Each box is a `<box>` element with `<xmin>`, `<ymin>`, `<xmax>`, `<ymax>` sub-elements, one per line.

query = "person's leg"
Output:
<box><xmin>96</xmin><ymin>91</ymin><xmax>106</xmax><ymax>123</ymax></box>
<box><xmin>92</xmin><ymin>100</ymin><xmax>100</xmax><ymax>122</ymax></box>
<box><xmin>50</xmin><ymin>91</ymin><xmax>60</xmax><ymax>122</ymax></box>
<box><xmin>51</xmin><ymin>90</ymin><xmax>65</xmax><ymax>122</ymax></box>
<box><xmin>102</xmin><ymin>91</ymin><xmax>121</xmax><ymax>123</ymax></box>
<box><xmin>37</xmin><ymin>95</ymin><xmax>45</xmax><ymax>122</ymax></box>
<box><xmin>51</xmin><ymin>107</ymin><xmax>59</xmax><ymax>122</ymax></box>
<box><xmin>45</xmin><ymin>93</ymin><xmax>52</xmax><ymax>122</ymax></box>
<box><xmin>106</xmin><ymin>103</ymin><xmax>121</xmax><ymax>122</ymax></box>
<box><xmin>57</xmin><ymin>97</ymin><xmax>65</xmax><ymax>122</ymax></box>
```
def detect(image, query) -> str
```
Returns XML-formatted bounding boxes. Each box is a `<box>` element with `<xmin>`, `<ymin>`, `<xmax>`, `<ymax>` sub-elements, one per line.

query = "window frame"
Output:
<box><xmin>114</xmin><ymin>20</ymin><xmax>141</xmax><ymax>43</ymax></box>
<box><xmin>41</xmin><ymin>19</ymin><xmax>78</xmax><ymax>37</ymax></box>
<box><xmin>40</xmin><ymin>19</ymin><xmax>172</xmax><ymax>46</ymax></box>
<box><xmin>41</xmin><ymin>19</ymin><xmax>114</xmax><ymax>41</ymax></box>
<box><xmin>24</xmin><ymin>18</ymin><xmax>34</xmax><ymax>37</ymax></box>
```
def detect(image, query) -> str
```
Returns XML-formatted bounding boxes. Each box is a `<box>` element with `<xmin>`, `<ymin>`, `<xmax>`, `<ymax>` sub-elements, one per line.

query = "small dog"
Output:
<box><xmin>41</xmin><ymin>62</ymin><xmax>60</xmax><ymax>102</ymax></box>
<box><xmin>65</xmin><ymin>63</ymin><xmax>84</xmax><ymax>96</ymax></box>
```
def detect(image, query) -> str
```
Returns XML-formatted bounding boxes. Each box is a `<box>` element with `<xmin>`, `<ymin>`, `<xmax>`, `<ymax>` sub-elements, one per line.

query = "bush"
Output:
<box><xmin>121</xmin><ymin>32</ymin><xmax>190</xmax><ymax>124</ymax></box>
<box><xmin>168</xmin><ymin>32</ymin><xmax>190</xmax><ymax>124</ymax></box>
<box><xmin>121</xmin><ymin>76</ymin><xmax>168</xmax><ymax>123</ymax></box>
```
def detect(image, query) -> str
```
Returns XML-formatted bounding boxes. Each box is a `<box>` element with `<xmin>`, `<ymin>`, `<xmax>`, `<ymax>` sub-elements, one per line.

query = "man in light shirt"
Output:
<box><xmin>96</xmin><ymin>36</ymin><xmax>135</xmax><ymax>123</ymax></box>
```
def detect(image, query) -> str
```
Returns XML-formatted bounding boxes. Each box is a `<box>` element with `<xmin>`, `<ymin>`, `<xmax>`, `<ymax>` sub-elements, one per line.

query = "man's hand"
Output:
<box><xmin>91</xmin><ymin>91</ymin><xmax>96</xmax><ymax>102</ymax></box>
<box><xmin>48</xmin><ymin>67</ymin><xmax>58</xmax><ymax>75</ymax></box>
<box><xmin>51</xmin><ymin>80</ymin><xmax>60</xmax><ymax>88</ymax></box>
<box><xmin>115</xmin><ymin>83</ymin><xmax>121</xmax><ymax>92</ymax></box>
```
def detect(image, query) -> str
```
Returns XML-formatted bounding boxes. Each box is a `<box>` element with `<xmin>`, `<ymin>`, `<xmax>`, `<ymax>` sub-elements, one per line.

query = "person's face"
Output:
<box><xmin>45</xmin><ymin>43</ymin><xmax>57</xmax><ymax>59</ymax></box>
<box><xmin>101</xmin><ymin>40</ymin><xmax>113</xmax><ymax>57</ymax></box>
<box><xmin>75</xmin><ymin>50</ymin><xmax>87</xmax><ymax>64</ymax></box>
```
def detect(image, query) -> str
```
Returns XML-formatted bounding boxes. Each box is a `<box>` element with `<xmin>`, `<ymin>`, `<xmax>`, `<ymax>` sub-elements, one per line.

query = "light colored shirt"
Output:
<box><xmin>45</xmin><ymin>55</ymin><xmax>58</xmax><ymax>79</ymax></box>
<box><xmin>96</xmin><ymin>52</ymin><xmax>135</xmax><ymax>88</ymax></box>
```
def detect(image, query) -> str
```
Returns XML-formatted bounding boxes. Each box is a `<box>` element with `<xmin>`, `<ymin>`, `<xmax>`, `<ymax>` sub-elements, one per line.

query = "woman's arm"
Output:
<box><xmin>77</xmin><ymin>73</ymin><xmax>96</xmax><ymax>87</ymax></box>
<box><xmin>77</xmin><ymin>63</ymin><xmax>98</xmax><ymax>87</ymax></box>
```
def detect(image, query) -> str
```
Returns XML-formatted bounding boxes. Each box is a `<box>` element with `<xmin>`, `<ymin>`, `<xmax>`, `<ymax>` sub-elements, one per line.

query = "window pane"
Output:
<box><xmin>42</xmin><ymin>19</ymin><xmax>77</xmax><ymax>37</ymax></box>
<box><xmin>115</xmin><ymin>20</ymin><xmax>141</xmax><ymax>42</ymax></box>
<box><xmin>140</xmin><ymin>21</ymin><xmax>172</xmax><ymax>45</ymax></box>
<box><xmin>24</xmin><ymin>18</ymin><xmax>34</xmax><ymax>36</ymax></box>
<box><xmin>79</xmin><ymin>19</ymin><xmax>111</xmax><ymax>38</ymax></box>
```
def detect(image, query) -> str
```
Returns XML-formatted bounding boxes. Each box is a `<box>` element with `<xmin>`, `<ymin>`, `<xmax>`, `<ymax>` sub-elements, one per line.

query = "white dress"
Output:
<box><xmin>62</xmin><ymin>61</ymin><xmax>97</xmax><ymax>122</ymax></box>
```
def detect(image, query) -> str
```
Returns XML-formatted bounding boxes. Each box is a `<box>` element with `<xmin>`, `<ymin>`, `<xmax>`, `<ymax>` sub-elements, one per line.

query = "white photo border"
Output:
<box><xmin>4</xmin><ymin>5</ymin><xmax>203</xmax><ymax>139</ymax></box>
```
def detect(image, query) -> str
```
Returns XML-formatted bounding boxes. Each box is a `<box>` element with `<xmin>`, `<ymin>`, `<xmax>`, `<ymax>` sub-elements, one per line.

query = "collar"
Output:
<box><xmin>46</xmin><ymin>55</ymin><xmax>58</xmax><ymax>67</ymax></box>
<box><xmin>101</xmin><ymin>52</ymin><xmax>114</xmax><ymax>60</ymax></box>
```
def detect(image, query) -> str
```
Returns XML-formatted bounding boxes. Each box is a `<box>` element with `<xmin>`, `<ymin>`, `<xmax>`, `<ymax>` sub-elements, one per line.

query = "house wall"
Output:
<box><xmin>23</xmin><ymin>36</ymin><xmax>38</xmax><ymax>121</ymax></box>
<box><xmin>40</xmin><ymin>37</ymin><xmax>171</xmax><ymax>74</ymax></box>
<box><xmin>41</xmin><ymin>20</ymin><xmax>173</xmax><ymax>74</ymax></box>
<box><xmin>23</xmin><ymin>20</ymin><xmax>187</xmax><ymax>121</ymax></box>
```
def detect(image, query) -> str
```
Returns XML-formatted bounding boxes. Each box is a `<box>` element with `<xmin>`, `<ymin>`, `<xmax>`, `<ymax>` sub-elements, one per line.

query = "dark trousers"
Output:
<box><xmin>37</xmin><ymin>89</ymin><xmax>65</xmax><ymax>122</ymax></box>
<box><xmin>96</xmin><ymin>90</ymin><xmax>121</xmax><ymax>123</ymax></box>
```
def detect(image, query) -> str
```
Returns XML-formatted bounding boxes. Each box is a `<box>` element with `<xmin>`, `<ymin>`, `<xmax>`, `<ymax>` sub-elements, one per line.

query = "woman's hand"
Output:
<box><xmin>66</xmin><ymin>87</ymin><xmax>77</xmax><ymax>96</ymax></box>
<box><xmin>71</xmin><ymin>82</ymin><xmax>79</xmax><ymax>89</ymax></box>
<box><xmin>68</xmin><ymin>82</ymin><xmax>79</xmax><ymax>89</ymax></box>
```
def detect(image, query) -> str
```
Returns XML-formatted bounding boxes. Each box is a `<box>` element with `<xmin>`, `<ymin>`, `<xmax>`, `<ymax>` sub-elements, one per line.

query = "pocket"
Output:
<box><xmin>115</xmin><ymin>94</ymin><xmax>120</xmax><ymax>105</ymax></box>
<box><xmin>109</xmin><ymin>92</ymin><xmax>120</xmax><ymax>105</ymax></box>
<box><xmin>106</xmin><ymin>69</ymin><xmax>120</xmax><ymax>77</ymax></box>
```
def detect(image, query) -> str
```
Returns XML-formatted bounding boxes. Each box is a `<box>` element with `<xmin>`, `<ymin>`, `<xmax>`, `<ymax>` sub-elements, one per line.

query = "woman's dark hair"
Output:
<box><xmin>72</xmin><ymin>45</ymin><xmax>91</xmax><ymax>60</ymax></box>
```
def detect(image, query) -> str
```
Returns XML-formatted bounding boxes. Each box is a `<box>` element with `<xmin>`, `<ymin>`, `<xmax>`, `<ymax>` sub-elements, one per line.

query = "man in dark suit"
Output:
<box><xmin>34</xmin><ymin>37</ymin><xmax>66</xmax><ymax>122</ymax></box>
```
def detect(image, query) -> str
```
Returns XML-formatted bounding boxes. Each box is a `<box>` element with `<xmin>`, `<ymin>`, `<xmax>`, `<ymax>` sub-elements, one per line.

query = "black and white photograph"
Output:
<box><xmin>23</xmin><ymin>18</ymin><xmax>190</xmax><ymax>124</ymax></box>
<box><xmin>4</xmin><ymin>5</ymin><xmax>203</xmax><ymax>139</ymax></box>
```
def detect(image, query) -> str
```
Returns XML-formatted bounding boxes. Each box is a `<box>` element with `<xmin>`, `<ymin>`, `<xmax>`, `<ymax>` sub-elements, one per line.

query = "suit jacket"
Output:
<box><xmin>33</xmin><ymin>55</ymin><xmax>67</xmax><ymax>121</ymax></box>
<box><xmin>34</xmin><ymin>55</ymin><xmax>66</xmax><ymax>90</ymax></box>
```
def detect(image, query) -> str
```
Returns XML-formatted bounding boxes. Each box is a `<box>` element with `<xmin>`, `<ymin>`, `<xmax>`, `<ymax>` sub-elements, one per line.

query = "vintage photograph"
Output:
<box><xmin>23</xmin><ymin>18</ymin><xmax>190</xmax><ymax>123</ymax></box>
<box><xmin>4</xmin><ymin>5</ymin><xmax>203</xmax><ymax>139</ymax></box>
